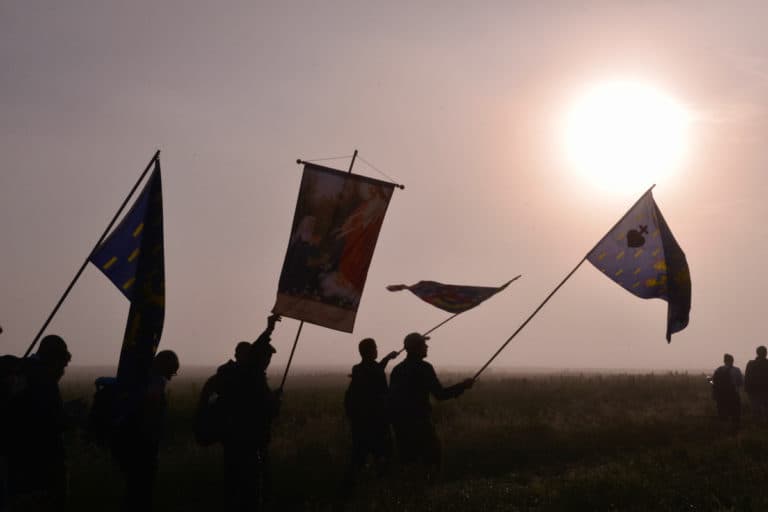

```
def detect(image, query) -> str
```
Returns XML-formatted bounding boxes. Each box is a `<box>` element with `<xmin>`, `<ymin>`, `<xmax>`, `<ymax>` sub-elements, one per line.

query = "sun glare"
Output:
<box><xmin>563</xmin><ymin>80</ymin><xmax>691</xmax><ymax>191</ymax></box>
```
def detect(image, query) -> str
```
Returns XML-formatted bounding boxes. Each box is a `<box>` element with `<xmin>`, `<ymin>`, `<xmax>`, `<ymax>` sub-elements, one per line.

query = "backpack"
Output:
<box><xmin>85</xmin><ymin>377</ymin><xmax>120</xmax><ymax>446</ymax></box>
<box><xmin>194</xmin><ymin>373</ymin><xmax>225</xmax><ymax>446</ymax></box>
<box><xmin>712</xmin><ymin>366</ymin><xmax>736</xmax><ymax>399</ymax></box>
<box><xmin>0</xmin><ymin>355</ymin><xmax>24</xmax><ymax>445</ymax></box>
<box><xmin>0</xmin><ymin>355</ymin><xmax>23</xmax><ymax>406</ymax></box>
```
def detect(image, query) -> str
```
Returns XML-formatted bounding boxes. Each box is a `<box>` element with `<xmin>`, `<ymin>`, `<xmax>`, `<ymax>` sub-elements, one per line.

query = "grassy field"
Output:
<box><xmin>45</xmin><ymin>369</ymin><xmax>768</xmax><ymax>511</ymax></box>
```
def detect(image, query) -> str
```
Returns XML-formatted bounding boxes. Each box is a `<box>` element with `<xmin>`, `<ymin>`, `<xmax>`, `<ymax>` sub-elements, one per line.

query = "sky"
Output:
<box><xmin>2</xmin><ymin>1</ymin><xmax>768</xmax><ymax>374</ymax></box>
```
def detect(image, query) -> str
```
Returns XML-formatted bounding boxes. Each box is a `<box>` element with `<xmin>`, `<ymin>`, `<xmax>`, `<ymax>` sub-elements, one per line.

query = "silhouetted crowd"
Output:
<box><xmin>10</xmin><ymin>326</ymin><xmax>766</xmax><ymax>509</ymax></box>
<box><xmin>0</xmin><ymin>316</ymin><xmax>475</xmax><ymax>511</ymax></box>
<box><xmin>710</xmin><ymin>347</ymin><xmax>768</xmax><ymax>435</ymax></box>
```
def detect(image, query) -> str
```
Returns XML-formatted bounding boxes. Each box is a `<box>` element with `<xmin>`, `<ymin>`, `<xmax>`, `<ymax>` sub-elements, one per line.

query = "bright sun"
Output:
<box><xmin>563</xmin><ymin>80</ymin><xmax>691</xmax><ymax>191</ymax></box>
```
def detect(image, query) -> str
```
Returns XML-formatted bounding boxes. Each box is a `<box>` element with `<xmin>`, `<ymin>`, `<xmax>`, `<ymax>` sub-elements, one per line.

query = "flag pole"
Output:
<box><xmin>279</xmin><ymin>150</ymin><xmax>359</xmax><ymax>389</ymax></box>
<box><xmin>472</xmin><ymin>184</ymin><xmax>656</xmax><ymax>380</ymax></box>
<box><xmin>23</xmin><ymin>150</ymin><xmax>161</xmax><ymax>357</ymax></box>
<box><xmin>279</xmin><ymin>320</ymin><xmax>304</xmax><ymax>391</ymax></box>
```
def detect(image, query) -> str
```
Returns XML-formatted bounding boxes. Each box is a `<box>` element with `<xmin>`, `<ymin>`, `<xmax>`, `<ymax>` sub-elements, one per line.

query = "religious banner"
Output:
<box><xmin>586</xmin><ymin>190</ymin><xmax>690</xmax><ymax>341</ymax></box>
<box><xmin>274</xmin><ymin>163</ymin><xmax>395</xmax><ymax>332</ymax></box>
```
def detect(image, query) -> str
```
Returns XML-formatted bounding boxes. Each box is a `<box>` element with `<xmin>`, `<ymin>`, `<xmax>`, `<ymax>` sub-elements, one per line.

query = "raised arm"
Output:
<box><xmin>254</xmin><ymin>314</ymin><xmax>281</xmax><ymax>344</ymax></box>
<box><xmin>380</xmin><ymin>350</ymin><xmax>400</xmax><ymax>369</ymax></box>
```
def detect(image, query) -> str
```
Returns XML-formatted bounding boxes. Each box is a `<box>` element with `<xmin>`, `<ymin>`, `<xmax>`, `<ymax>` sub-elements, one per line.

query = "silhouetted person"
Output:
<box><xmin>6</xmin><ymin>334</ymin><xmax>71</xmax><ymax>510</ymax></box>
<box><xmin>195</xmin><ymin>341</ymin><xmax>254</xmax><ymax>446</ymax></box>
<box><xmin>112</xmin><ymin>350</ymin><xmax>179</xmax><ymax>511</ymax></box>
<box><xmin>221</xmin><ymin>314</ymin><xmax>281</xmax><ymax>511</ymax></box>
<box><xmin>343</xmin><ymin>338</ymin><xmax>399</xmax><ymax>486</ymax></box>
<box><xmin>388</xmin><ymin>333</ymin><xmax>473</xmax><ymax>471</ymax></box>
<box><xmin>745</xmin><ymin>345</ymin><xmax>768</xmax><ymax>423</ymax></box>
<box><xmin>0</xmin><ymin>354</ymin><xmax>22</xmax><ymax>512</ymax></box>
<box><xmin>712</xmin><ymin>353</ymin><xmax>742</xmax><ymax>434</ymax></box>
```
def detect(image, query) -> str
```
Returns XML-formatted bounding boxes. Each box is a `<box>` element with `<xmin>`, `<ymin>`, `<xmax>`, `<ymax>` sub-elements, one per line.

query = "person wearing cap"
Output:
<box><xmin>388</xmin><ymin>332</ymin><xmax>473</xmax><ymax>470</ymax></box>
<box><xmin>6</xmin><ymin>334</ymin><xmax>72</xmax><ymax>509</ymax></box>
<box><xmin>112</xmin><ymin>349</ymin><xmax>179</xmax><ymax>511</ymax></box>
<box><xmin>342</xmin><ymin>338</ymin><xmax>399</xmax><ymax>487</ymax></box>
<box><xmin>221</xmin><ymin>313</ymin><xmax>281</xmax><ymax>511</ymax></box>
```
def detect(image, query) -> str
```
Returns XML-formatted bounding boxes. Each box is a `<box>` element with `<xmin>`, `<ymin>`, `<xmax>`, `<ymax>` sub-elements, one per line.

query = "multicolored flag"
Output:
<box><xmin>586</xmin><ymin>190</ymin><xmax>690</xmax><ymax>341</ymax></box>
<box><xmin>90</xmin><ymin>161</ymin><xmax>165</xmax><ymax>388</ymax></box>
<box><xmin>274</xmin><ymin>162</ymin><xmax>395</xmax><ymax>332</ymax></box>
<box><xmin>387</xmin><ymin>277</ymin><xmax>519</xmax><ymax>314</ymax></box>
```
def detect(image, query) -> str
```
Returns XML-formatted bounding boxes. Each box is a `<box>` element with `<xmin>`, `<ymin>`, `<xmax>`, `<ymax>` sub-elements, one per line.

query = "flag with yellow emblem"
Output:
<box><xmin>586</xmin><ymin>190</ymin><xmax>690</xmax><ymax>342</ymax></box>
<box><xmin>89</xmin><ymin>161</ymin><xmax>165</xmax><ymax>388</ymax></box>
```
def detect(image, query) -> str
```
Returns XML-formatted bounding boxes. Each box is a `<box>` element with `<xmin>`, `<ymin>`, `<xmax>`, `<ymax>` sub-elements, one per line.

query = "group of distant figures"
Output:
<box><xmin>710</xmin><ymin>347</ymin><xmax>768</xmax><ymax>434</ymax></box>
<box><xmin>0</xmin><ymin>315</ymin><xmax>475</xmax><ymax>511</ymax></box>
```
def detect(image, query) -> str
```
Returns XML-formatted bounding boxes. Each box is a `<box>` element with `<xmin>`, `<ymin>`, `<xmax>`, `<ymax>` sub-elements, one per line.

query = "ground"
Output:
<box><xmin>35</xmin><ymin>370</ymin><xmax>768</xmax><ymax>511</ymax></box>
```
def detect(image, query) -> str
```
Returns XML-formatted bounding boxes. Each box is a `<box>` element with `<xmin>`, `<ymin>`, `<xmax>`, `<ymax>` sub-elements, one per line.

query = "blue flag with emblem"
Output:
<box><xmin>586</xmin><ymin>190</ymin><xmax>690</xmax><ymax>342</ymax></box>
<box><xmin>89</xmin><ymin>161</ymin><xmax>165</xmax><ymax>389</ymax></box>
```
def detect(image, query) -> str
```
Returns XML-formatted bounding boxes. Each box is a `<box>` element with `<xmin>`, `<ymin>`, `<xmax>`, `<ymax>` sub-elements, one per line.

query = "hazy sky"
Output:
<box><xmin>2</xmin><ymin>1</ymin><xmax>768</xmax><ymax>373</ymax></box>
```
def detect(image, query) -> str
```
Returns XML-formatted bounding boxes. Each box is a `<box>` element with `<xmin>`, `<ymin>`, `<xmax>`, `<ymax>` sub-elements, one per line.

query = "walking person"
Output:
<box><xmin>388</xmin><ymin>333</ymin><xmax>473</xmax><ymax>475</ymax></box>
<box><xmin>6</xmin><ymin>335</ymin><xmax>72</xmax><ymax>510</ymax></box>
<box><xmin>711</xmin><ymin>353</ymin><xmax>743</xmax><ymax>435</ymax></box>
<box><xmin>744</xmin><ymin>346</ymin><xmax>768</xmax><ymax>423</ymax></box>
<box><xmin>343</xmin><ymin>338</ymin><xmax>399</xmax><ymax>488</ymax></box>
<box><xmin>112</xmin><ymin>350</ymin><xmax>180</xmax><ymax>511</ymax></box>
<box><xmin>220</xmin><ymin>314</ymin><xmax>281</xmax><ymax>511</ymax></box>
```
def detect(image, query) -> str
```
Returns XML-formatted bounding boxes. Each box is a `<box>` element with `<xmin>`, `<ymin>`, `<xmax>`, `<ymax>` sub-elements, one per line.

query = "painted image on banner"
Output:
<box><xmin>275</xmin><ymin>164</ymin><xmax>394</xmax><ymax>332</ymax></box>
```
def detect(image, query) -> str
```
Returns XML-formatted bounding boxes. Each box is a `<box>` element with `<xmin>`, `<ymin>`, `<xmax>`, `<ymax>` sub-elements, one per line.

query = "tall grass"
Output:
<box><xmin>43</xmin><ymin>370</ymin><xmax>768</xmax><ymax>511</ymax></box>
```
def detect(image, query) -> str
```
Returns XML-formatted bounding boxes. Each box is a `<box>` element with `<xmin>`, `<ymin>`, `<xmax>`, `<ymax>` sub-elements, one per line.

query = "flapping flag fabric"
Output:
<box><xmin>586</xmin><ymin>190</ymin><xmax>690</xmax><ymax>341</ymax></box>
<box><xmin>274</xmin><ymin>163</ymin><xmax>394</xmax><ymax>332</ymax></box>
<box><xmin>90</xmin><ymin>162</ymin><xmax>165</xmax><ymax>388</ymax></box>
<box><xmin>387</xmin><ymin>278</ymin><xmax>518</xmax><ymax>314</ymax></box>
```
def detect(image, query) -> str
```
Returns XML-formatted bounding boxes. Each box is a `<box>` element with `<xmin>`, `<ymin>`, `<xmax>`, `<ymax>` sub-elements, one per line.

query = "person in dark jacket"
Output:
<box><xmin>6</xmin><ymin>334</ymin><xmax>71</xmax><ymax>510</ymax></box>
<box><xmin>221</xmin><ymin>314</ymin><xmax>281</xmax><ymax>511</ymax></box>
<box><xmin>343</xmin><ymin>338</ymin><xmax>399</xmax><ymax>484</ymax></box>
<box><xmin>745</xmin><ymin>345</ymin><xmax>768</xmax><ymax>423</ymax></box>
<box><xmin>112</xmin><ymin>349</ymin><xmax>179</xmax><ymax>511</ymax></box>
<box><xmin>711</xmin><ymin>353</ymin><xmax>743</xmax><ymax>435</ymax></box>
<box><xmin>388</xmin><ymin>332</ymin><xmax>473</xmax><ymax>469</ymax></box>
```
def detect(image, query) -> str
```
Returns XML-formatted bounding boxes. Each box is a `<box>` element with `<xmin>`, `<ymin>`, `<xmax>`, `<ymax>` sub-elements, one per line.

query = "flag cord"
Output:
<box><xmin>299</xmin><ymin>154</ymin><xmax>355</xmax><ymax>164</ymax></box>
<box><xmin>296</xmin><ymin>152</ymin><xmax>405</xmax><ymax>190</ymax></box>
<box><xmin>472</xmin><ymin>184</ymin><xmax>657</xmax><ymax>380</ymax></box>
<box><xmin>279</xmin><ymin>320</ymin><xmax>304</xmax><ymax>391</ymax></box>
<box><xmin>356</xmin><ymin>154</ymin><xmax>402</xmax><ymax>187</ymax></box>
<box><xmin>23</xmin><ymin>150</ymin><xmax>161</xmax><ymax>358</ymax></box>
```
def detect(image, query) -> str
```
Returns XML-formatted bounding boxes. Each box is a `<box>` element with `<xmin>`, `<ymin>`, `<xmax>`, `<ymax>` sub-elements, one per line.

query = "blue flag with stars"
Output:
<box><xmin>90</xmin><ymin>162</ymin><xmax>165</xmax><ymax>389</ymax></box>
<box><xmin>587</xmin><ymin>191</ymin><xmax>690</xmax><ymax>342</ymax></box>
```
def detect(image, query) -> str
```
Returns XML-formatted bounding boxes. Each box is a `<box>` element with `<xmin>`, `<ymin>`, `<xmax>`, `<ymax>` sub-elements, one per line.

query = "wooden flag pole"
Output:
<box><xmin>279</xmin><ymin>320</ymin><xmax>304</xmax><ymax>391</ymax></box>
<box><xmin>347</xmin><ymin>149</ymin><xmax>358</xmax><ymax>173</ymax></box>
<box><xmin>472</xmin><ymin>184</ymin><xmax>656</xmax><ymax>380</ymax></box>
<box><xmin>24</xmin><ymin>150</ymin><xmax>161</xmax><ymax>357</ymax></box>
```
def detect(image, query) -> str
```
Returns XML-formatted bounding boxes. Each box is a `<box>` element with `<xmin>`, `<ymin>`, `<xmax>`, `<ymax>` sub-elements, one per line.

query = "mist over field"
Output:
<box><xmin>46</xmin><ymin>368</ymin><xmax>768</xmax><ymax>511</ymax></box>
